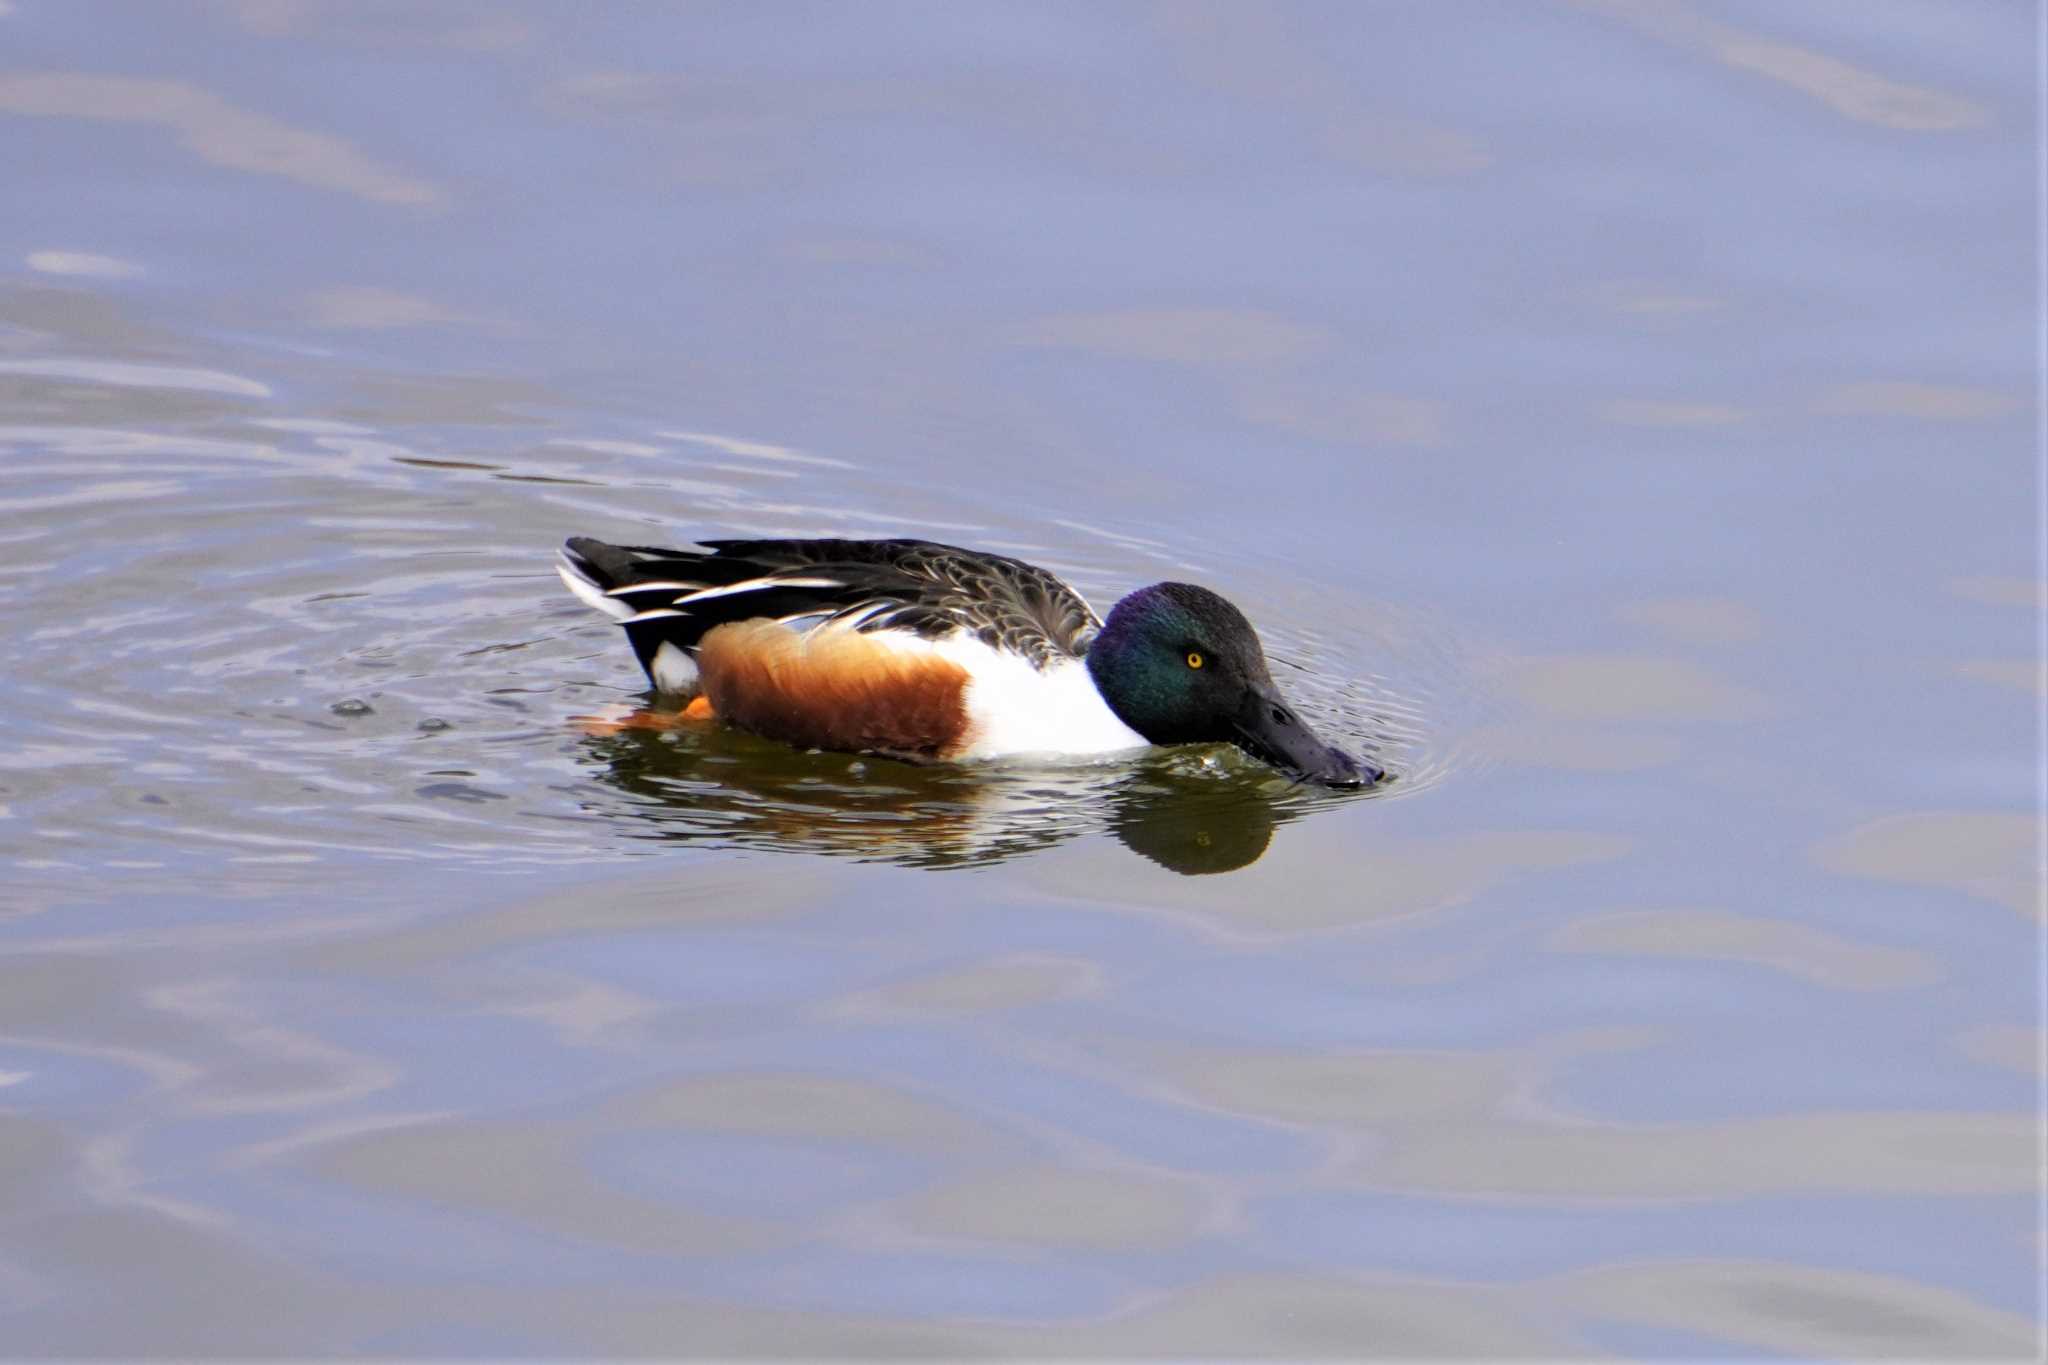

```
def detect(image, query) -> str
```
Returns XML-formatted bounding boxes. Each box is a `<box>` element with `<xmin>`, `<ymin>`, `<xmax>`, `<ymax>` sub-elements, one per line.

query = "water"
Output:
<box><xmin>0</xmin><ymin>1</ymin><xmax>2037</xmax><ymax>1356</ymax></box>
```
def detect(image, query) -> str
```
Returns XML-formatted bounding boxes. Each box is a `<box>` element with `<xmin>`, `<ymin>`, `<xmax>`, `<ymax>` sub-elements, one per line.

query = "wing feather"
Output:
<box><xmin>559</xmin><ymin>535</ymin><xmax>1102</xmax><ymax>690</ymax></box>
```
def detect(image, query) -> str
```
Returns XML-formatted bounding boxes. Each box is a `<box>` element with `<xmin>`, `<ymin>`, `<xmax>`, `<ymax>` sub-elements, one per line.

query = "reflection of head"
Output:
<box><xmin>1109</xmin><ymin>785</ymin><xmax>1276</xmax><ymax>875</ymax></box>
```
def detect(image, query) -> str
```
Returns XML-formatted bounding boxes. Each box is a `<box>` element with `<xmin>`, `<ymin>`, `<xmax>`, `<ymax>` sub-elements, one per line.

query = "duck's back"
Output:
<box><xmin>558</xmin><ymin>536</ymin><xmax>1144</xmax><ymax>763</ymax></box>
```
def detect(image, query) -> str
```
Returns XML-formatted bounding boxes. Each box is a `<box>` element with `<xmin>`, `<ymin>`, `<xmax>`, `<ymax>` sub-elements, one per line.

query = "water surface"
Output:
<box><xmin>0</xmin><ymin>1</ymin><xmax>2037</xmax><ymax>1356</ymax></box>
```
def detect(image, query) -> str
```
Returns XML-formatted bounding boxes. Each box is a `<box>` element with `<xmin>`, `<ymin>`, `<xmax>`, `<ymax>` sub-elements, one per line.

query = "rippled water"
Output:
<box><xmin>0</xmin><ymin>2</ymin><xmax>2038</xmax><ymax>1357</ymax></box>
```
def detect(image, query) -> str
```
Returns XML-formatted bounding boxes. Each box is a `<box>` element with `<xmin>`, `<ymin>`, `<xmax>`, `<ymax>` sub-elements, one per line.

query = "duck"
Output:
<box><xmin>557</xmin><ymin>534</ymin><xmax>1380</xmax><ymax>787</ymax></box>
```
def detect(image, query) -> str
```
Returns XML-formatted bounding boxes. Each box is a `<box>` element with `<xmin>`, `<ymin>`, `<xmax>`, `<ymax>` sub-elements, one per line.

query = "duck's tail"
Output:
<box><xmin>556</xmin><ymin>536</ymin><xmax>872</xmax><ymax>693</ymax></box>
<box><xmin>556</xmin><ymin>539</ymin><xmax>699</xmax><ymax>691</ymax></box>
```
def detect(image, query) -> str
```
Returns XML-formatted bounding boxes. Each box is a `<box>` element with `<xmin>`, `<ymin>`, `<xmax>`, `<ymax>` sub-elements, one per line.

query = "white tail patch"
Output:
<box><xmin>650</xmin><ymin>641</ymin><xmax>698</xmax><ymax>692</ymax></box>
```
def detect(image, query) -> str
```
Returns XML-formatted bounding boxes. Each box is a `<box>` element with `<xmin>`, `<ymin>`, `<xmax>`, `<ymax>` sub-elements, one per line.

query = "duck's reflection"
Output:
<box><xmin>1107</xmin><ymin>780</ymin><xmax>1278</xmax><ymax>875</ymax></box>
<box><xmin>577</xmin><ymin>712</ymin><xmax>1369</xmax><ymax>874</ymax></box>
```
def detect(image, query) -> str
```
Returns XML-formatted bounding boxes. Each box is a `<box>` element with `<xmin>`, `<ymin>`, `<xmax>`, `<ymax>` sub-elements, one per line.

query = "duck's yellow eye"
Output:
<box><xmin>1186</xmin><ymin>651</ymin><xmax>1204</xmax><ymax>669</ymax></box>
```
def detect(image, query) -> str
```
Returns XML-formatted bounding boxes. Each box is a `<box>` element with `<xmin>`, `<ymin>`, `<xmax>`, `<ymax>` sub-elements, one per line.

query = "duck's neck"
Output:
<box><xmin>1084</xmin><ymin>596</ymin><xmax>1165</xmax><ymax>741</ymax></box>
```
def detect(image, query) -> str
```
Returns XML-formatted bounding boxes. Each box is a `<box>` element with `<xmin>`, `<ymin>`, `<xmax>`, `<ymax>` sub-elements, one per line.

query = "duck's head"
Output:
<box><xmin>1085</xmin><ymin>582</ymin><xmax>1382</xmax><ymax>789</ymax></box>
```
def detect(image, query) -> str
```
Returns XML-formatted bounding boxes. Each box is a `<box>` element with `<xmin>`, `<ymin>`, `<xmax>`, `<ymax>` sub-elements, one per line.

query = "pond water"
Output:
<box><xmin>0</xmin><ymin>1</ymin><xmax>2038</xmax><ymax>1356</ymax></box>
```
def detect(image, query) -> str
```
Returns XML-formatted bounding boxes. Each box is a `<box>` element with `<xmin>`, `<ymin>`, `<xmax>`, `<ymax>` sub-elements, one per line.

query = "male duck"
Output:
<box><xmin>558</xmin><ymin>535</ymin><xmax>1380</xmax><ymax>787</ymax></box>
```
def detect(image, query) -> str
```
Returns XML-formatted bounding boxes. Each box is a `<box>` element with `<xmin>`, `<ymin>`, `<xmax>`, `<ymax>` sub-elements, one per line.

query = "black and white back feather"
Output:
<box><xmin>558</xmin><ymin>536</ymin><xmax>1102</xmax><ymax>690</ymax></box>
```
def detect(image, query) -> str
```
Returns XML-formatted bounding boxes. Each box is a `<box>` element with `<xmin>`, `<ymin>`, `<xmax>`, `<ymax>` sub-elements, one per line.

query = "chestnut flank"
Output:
<box><xmin>697</xmin><ymin>620</ymin><xmax>971</xmax><ymax>761</ymax></box>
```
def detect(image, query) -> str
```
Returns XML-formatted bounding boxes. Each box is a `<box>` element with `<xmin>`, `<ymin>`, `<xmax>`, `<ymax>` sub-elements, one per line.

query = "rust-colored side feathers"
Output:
<box><xmin>697</xmin><ymin>620</ymin><xmax>970</xmax><ymax>761</ymax></box>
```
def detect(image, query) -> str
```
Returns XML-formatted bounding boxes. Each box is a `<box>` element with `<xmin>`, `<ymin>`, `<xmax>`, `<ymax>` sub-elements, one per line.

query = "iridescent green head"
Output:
<box><xmin>1084</xmin><ymin>583</ymin><xmax>1379</xmax><ymax>787</ymax></box>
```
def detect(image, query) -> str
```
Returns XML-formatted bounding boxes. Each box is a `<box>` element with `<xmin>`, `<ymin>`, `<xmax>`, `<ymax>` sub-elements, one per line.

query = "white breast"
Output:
<box><xmin>868</xmin><ymin>629</ymin><xmax>1148</xmax><ymax>761</ymax></box>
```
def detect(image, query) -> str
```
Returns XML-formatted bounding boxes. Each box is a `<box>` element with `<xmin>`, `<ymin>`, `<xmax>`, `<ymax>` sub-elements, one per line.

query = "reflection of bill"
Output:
<box><xmin>574</xmin><ymin>704</ymin><xmax>1355</xmax><ymax>874</ymax></box>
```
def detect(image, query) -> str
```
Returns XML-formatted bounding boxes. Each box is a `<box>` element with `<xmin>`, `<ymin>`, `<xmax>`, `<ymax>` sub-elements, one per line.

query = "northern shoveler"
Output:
<box><xmin>557</xmin><ymin>535</ymin><xmax>1380</xmax><ymax>787</ymax></box>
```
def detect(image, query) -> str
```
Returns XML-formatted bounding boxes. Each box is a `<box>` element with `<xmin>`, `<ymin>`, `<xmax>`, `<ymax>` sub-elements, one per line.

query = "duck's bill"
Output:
<box><xmin>1232</xmin><ymin>685</ymin><xmax>1384</xmax><ymax>788</ymax></box>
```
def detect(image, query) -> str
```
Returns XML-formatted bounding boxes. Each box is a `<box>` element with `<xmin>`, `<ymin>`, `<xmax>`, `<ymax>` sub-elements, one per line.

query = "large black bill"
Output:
<box><xmin>1231</xmin><ymin>685</ymin><xmax>1383</xmax><ymax>788</ymax></box>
